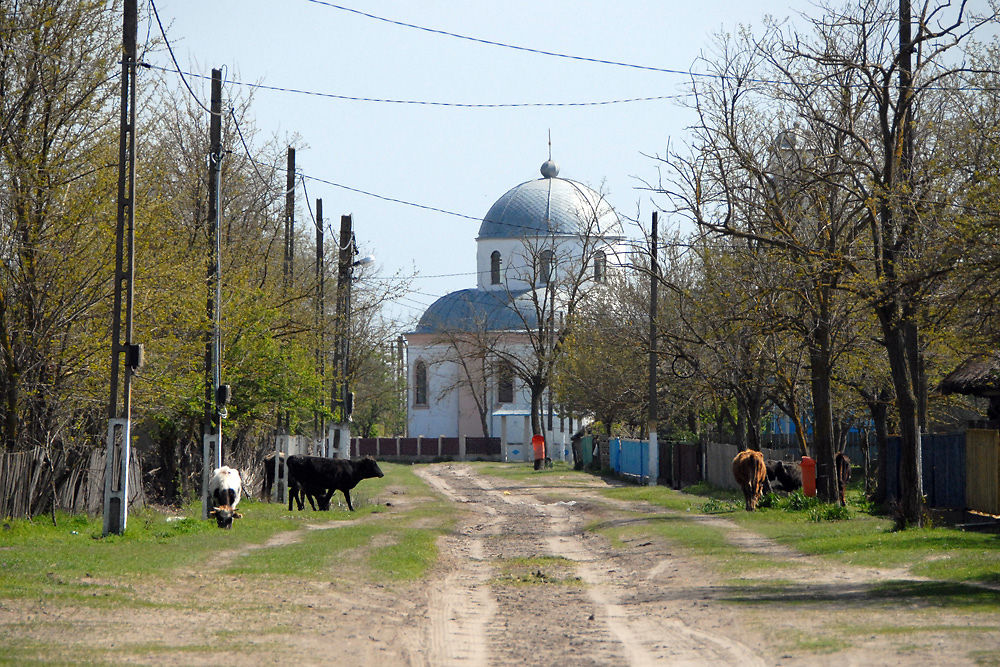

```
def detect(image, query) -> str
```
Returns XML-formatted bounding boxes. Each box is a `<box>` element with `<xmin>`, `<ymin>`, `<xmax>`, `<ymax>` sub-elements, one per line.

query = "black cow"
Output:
<box><xmin>765</xmin><ymin>459</ymin><xmax>802</xmax><ymax>493</ymax></box>
<box><xmin>286</xmin><ymin>455</ymin><xmax>384</xmax><ymax>512</ymax></box>
<box><xmin>263</xmin><ymin>452</ymin><xmax>325</xmax><ymax>509</ymax></box>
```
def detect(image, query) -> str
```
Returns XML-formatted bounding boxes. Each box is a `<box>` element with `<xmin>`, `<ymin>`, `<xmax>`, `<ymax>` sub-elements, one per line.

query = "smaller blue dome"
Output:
<box><xmin>414</xmin><ymin>288</ymin><xmax>538</xmax><ymax>334</ymax></box>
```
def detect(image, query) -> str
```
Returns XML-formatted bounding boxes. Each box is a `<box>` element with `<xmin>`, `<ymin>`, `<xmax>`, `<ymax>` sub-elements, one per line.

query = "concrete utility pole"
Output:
<box><xmin>314</xmin><ymin>198</ymin><xmax>325</xmax><ymax>447</ymax></box>
<box><xmin>647</xmin><ymin>211</ymin><xmax>659</xmax><ymax>486</ymax></box>
<box><xmin>202</xmin><ymin>68</ymin><xmax>224</xmax><ymax>520</ymax></box>
<box><xmin>104</xmin><ymin>0</ymin><xmax>139</xmax><ymax>537</ymax></box>
<box><xmin>331</xmin><ymin>214</ymin><xmax>353</xmax><ymax>458</ymax></box>
<box><xmin>283</xmin><ymin>147</ymin><xmax>295</xmax><ymax>292</ymax></box>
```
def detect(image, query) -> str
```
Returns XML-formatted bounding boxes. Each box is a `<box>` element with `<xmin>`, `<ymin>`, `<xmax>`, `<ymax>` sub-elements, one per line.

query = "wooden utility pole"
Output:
<box><xmin>104</xmin><ymin>0</ymin><xmax>139</xmax><ymax>536</ymax></box>
<box><xmin>202</xmin><ymin>67</ymin><xmax>224</xmax><ymax>520</ymax></box>
<box><xmin>647</xmin><ymin>211</ymin><xmax>659</xmax><ymax>486</ymax></box>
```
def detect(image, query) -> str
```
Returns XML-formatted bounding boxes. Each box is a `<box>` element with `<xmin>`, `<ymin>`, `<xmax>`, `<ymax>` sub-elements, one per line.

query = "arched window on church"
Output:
<box><xmin>539</xmin><ymin>249</ymin><xmax>554</xmax><ymax>285</ymax></box>
<box><xmin>490</xmin><ymin>250</ymin><xmax>501</xmax><ymax>285</ymax></box>
<box><xmin>593</xmin><ymin>250</ymin><xmax>606</xmax><ymax>283</ymax></box>
<box><xmin>414</xmin><ymin>361</ymin><xmax>428</xmax><ymax>406</ymax></box>
<box><xmin>497</xmin><ymin>364</ymin><xmax>514</xmax><ymax>404</ymax></box>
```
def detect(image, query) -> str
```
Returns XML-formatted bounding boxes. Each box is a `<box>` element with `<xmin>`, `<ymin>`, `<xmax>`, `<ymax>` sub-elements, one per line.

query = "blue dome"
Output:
<box><xmin>477</xmin><ymin>172</ymin><xmax>619</xmax><ymax>240</ymax></box>
<box><xmin>414</xmin><ymin>288</ymin><xmax>538</xmax><ymax>334</ymax></box>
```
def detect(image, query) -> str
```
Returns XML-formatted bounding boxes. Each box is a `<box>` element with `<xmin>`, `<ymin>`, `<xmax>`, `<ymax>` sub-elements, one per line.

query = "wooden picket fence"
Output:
<box><xmin>0</xmin><ymin>447</ymin><xmax>145</xmax><ymax>520</ymax></box>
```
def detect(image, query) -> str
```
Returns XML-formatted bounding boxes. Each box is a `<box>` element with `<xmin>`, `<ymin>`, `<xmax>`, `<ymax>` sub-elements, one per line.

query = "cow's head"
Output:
<box><xmin>360</xmin><ymin>456</ymin><xmax>384</xmax><ymax>479</ymax></box>
<box><xmin>209</xmin><ymin>505</ymin><xmax>243</xmax><ymax>529</ymax></box>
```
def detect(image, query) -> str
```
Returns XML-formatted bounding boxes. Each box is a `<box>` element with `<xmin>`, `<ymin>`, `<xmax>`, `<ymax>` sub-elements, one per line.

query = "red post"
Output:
<box><xmin>801</xmin><ymin>456</ymin><xmax>816</xmax><ymax>497</ymax></box>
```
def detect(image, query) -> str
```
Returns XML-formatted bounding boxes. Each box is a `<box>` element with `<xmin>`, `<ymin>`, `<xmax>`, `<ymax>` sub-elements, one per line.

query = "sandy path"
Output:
<box><xmin>416</xmin><ymin>463</ymin><xmax>767</xmax><ymax>666</ymax></box>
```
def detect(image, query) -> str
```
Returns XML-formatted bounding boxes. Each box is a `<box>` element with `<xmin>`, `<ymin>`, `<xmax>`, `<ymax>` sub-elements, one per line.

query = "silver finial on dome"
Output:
<box><xmin>541</xmin><ymin>129</ymin><xmax>559</xmax><ymax>178</ymax></box>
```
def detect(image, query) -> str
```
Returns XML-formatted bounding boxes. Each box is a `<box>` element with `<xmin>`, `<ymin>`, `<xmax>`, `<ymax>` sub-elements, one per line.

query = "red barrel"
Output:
<box><xmin>532</xmin><ymin>434</ymin><xmax>546</xmax><ymax>461</ymax></box>
<box><xmin>801</xmin><ymin>456</ymin><xmax>816</xmax><ymax>497</ymax></box>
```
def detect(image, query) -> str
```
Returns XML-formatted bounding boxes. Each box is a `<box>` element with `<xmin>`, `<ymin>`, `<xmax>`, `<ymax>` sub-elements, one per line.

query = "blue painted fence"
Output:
<box><xmin>609</xmin><ymin>438</ymin><xmax>649</xmax><ymax>479</ymax></box>
<box><xmin>885</xmin><ymin>432</ymin><xmax>965</xmax><ymax>510</ymax></box>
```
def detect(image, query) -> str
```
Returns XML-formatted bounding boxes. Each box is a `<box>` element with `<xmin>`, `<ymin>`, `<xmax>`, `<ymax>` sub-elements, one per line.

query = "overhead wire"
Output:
<box><xmin>149</xmin><ymin>0</ymin><xmax>211</xmax><ymax>114</ymax></box>
<box><xmin>144</xmin><ymin>63</ymin><xmax>684</xmax><ymax>108</ymax></box>
<box><xmin>300</xmin><ymin>0</ymin><xmax>1000</xmax><ymax>93</ymax></box>
<box><xmin>303</xmin><ymin>0</ymin><xmax>721</xmax><ymax>79</ymax></box>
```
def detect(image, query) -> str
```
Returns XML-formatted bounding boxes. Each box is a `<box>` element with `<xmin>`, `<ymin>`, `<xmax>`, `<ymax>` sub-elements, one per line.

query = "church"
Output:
<box><xmin>405</xmin><ymin>158</ymin><xmax>626</xmax><ymax>459</ymax></box>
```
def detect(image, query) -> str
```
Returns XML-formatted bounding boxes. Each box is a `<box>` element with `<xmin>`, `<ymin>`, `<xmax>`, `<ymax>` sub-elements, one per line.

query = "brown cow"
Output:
<box><xmin>835</xmin><ymin>451</ymin><xmax>851</xmax><ymax>507</ymax></box>
<box><xmin>732</xmin><ymin>449</ymin><xmax>767</xmax><ymax>511</ymax></box>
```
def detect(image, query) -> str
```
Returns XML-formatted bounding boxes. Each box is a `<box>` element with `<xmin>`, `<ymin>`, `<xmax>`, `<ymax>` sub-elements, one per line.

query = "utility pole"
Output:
<box><xmin>104</xmin><ymin>0</ymin><xmax>139</xmax><ymax>536</ymax></box>
<box><xmin>647</xmin><ymin>211</ymin><xmax>659</xmax><ymax>486</ymax></box>
<box><xmin>331</xmin><ymin>214</ymin><xmax>353</xmax><ymax>458</ymax></box>
<box><xmin>202</xmin><ymin>68</ymin><xmax>224</xmax><ymax>520</ymax></box>
<box><xmin>283</xmin><ymin>147</ymin><xmax>295</xmax><ymax>292</ymax></box>
<box><xmin>396</xmin><ymin>335</ymin><xmax>405</xmax><ymax>436</ymax></box>
<box><xmin>280</xmin><ymin>146</ymin><xmax>295</xmax><ymax>437</ymax></box>
<box><xmin>315</xmin><ymin>198</ymin><xmax>325</xmax><ymax>448</ymax></box>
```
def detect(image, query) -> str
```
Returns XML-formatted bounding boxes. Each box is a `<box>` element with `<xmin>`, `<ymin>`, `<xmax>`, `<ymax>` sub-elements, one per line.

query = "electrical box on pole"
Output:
<box><xmin>103</xmin><ymin>0</ymin><xmax>139</xmax><ymax>537</ymax></box>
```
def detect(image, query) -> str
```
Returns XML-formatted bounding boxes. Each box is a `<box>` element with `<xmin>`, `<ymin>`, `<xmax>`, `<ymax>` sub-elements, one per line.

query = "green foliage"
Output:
<box><xmin>808</xmin><ymin>504</ymin><xmax>851</xmax><ymax>522</ymax></box>
<box><xmin>702</xmin><ymin>497</ymin><xmax>742</xmax><ymax>514</ymax></box>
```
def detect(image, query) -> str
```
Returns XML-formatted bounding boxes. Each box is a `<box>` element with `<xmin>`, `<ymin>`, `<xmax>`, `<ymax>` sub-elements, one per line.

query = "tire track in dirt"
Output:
<box><xmin>420</xmin><ymin>463</ymin><xmax>768</xmax><ymax>666</ymax></box>
<box><xmin>417</xmin><ymin>468</ymin><xmax>497</xmax><ymax>666</ymax></box>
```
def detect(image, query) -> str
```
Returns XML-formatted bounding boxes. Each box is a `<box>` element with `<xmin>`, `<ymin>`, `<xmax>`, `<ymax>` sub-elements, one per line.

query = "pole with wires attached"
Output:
<box><xmin>103</xmin><ymin>0</ymin><xmax>141</xmax><ymax>537</ymax></box>
<box><xmin>202</xmin><ymin>67</ymin><xmax>226</xmax><ymax>520</ymax></box>
<box><xmin>647</xmin><ymin>211</ymin><xmax>659</xmax><ymax>486</ymax></box>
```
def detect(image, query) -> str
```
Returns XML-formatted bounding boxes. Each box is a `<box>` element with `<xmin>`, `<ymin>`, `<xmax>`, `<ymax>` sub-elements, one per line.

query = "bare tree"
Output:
<box><xmin>653</xmin><ymin>0</ymin><xmax>999</xmax><ymax>519</ymax></box>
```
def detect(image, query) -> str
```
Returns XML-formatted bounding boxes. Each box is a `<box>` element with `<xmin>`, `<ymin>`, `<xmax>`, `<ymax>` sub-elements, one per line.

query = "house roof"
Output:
<box><xmin>937</xmin><ymin>354</ymin><xmax>1000</xmax><ymax>396</ymax></box>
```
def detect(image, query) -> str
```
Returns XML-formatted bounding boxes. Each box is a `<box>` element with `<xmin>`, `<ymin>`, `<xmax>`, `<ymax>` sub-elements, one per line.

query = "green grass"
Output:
<box><xmin>471</xmin><ymin>459</ymin><xmax>592</xmax><ymax>484</ymax></box>
<box><xmin>369</xmin><ymin>527</ymin><xmax>442</xmax><ymax>580</ymax></box>
<box><xmin>472</xmin><ymin>463</ymin><xmax>1000</xmax><ymax>591</ymax></box>
<box><xmin>492</xmin><ymin>556</ymin><xmax>583</xmax><ymax>586</ymax></box>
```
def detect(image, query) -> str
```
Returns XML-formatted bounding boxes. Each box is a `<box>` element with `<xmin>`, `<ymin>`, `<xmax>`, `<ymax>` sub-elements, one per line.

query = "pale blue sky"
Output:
<box><xmin>150</xmin><ymin>1</ymin><xmax>809</xmax><ymax>326</ymax></box>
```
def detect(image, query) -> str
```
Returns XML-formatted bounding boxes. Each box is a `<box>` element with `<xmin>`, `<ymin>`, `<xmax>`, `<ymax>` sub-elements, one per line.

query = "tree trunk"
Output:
<box><xmin>530</xmin><ymin>383</ymin><xmax>545</xmax><ymax>436</ymax></box>
<box><xmin>879</xmin><ymin>315</ymin><xmax>923</xmax><ymax>526</ymax></box>
<box><xmin>809</xmin><ymin>341</ymin><xmax>837</xmax><ymax>504</ymax></box>
<box><xmin>868</xmin><ymin>397</ymin><xmax>889</xmax><ymax>503</ymax></box>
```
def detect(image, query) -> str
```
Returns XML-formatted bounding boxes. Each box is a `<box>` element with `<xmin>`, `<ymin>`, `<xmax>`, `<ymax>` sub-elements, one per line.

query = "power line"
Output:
<box><xmin>145</xmin><ymin>63</ymin><xmax>684</xmax><ymax>108</ymax></box>
<box><xmin>302</xmin><ymin>0</ymin><xmax>1000</xmax><ymax>93</ymax></box>
<box><xmin>303</xmin><ymin>0</ymin><xmax>710</xmax><ymax>78</ymax></box>
<box><xmin>149</xmin><ymin>0</ymin><xmax>211</xmax><ymax>114</ymax></box>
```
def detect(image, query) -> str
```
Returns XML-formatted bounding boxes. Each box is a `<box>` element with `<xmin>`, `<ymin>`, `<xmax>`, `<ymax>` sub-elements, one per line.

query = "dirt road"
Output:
<box><xmin>411</xmin><ymin>463</ymin><xmax>1000</xmax><ymax>666</ymax></box>
<box><xmin>8</xmin><ymin>462</ymin><xmax>1000</xmax><ymax>665</ymax></box>
<box><xmin>416</xmin><ymin>463</ymin><xmax>765</xmax><ymax>666</ymax></box>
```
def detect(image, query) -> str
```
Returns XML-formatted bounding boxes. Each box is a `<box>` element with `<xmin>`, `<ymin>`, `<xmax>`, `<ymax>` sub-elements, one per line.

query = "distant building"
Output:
<box><xmin>404</xmin><ymin>159</ymin><xmax>626</xmax><ymax>458</ymax></box>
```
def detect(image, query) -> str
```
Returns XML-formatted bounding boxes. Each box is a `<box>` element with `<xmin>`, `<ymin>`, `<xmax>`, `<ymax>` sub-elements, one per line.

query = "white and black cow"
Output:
<box><xmin>286</xmin><ymin>455</ymin><xmax>384</xmax><ymax>512</ymax></box>
<box><xmin>207</xmin><ymin>466</ymin><xmax>243</xmax><ymax>529</ymax></box>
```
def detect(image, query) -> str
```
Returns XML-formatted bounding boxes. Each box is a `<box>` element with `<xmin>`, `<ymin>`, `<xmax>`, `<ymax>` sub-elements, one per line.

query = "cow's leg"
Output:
<box><xmin>318</xmin><ymin>490</ymin><xmax>334</xmax><ymax>511</ymax></box>
<box><xmin>344</xmin><ymin>489</ymin><xmax>354</xmax><ymax>511</ymax></box>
